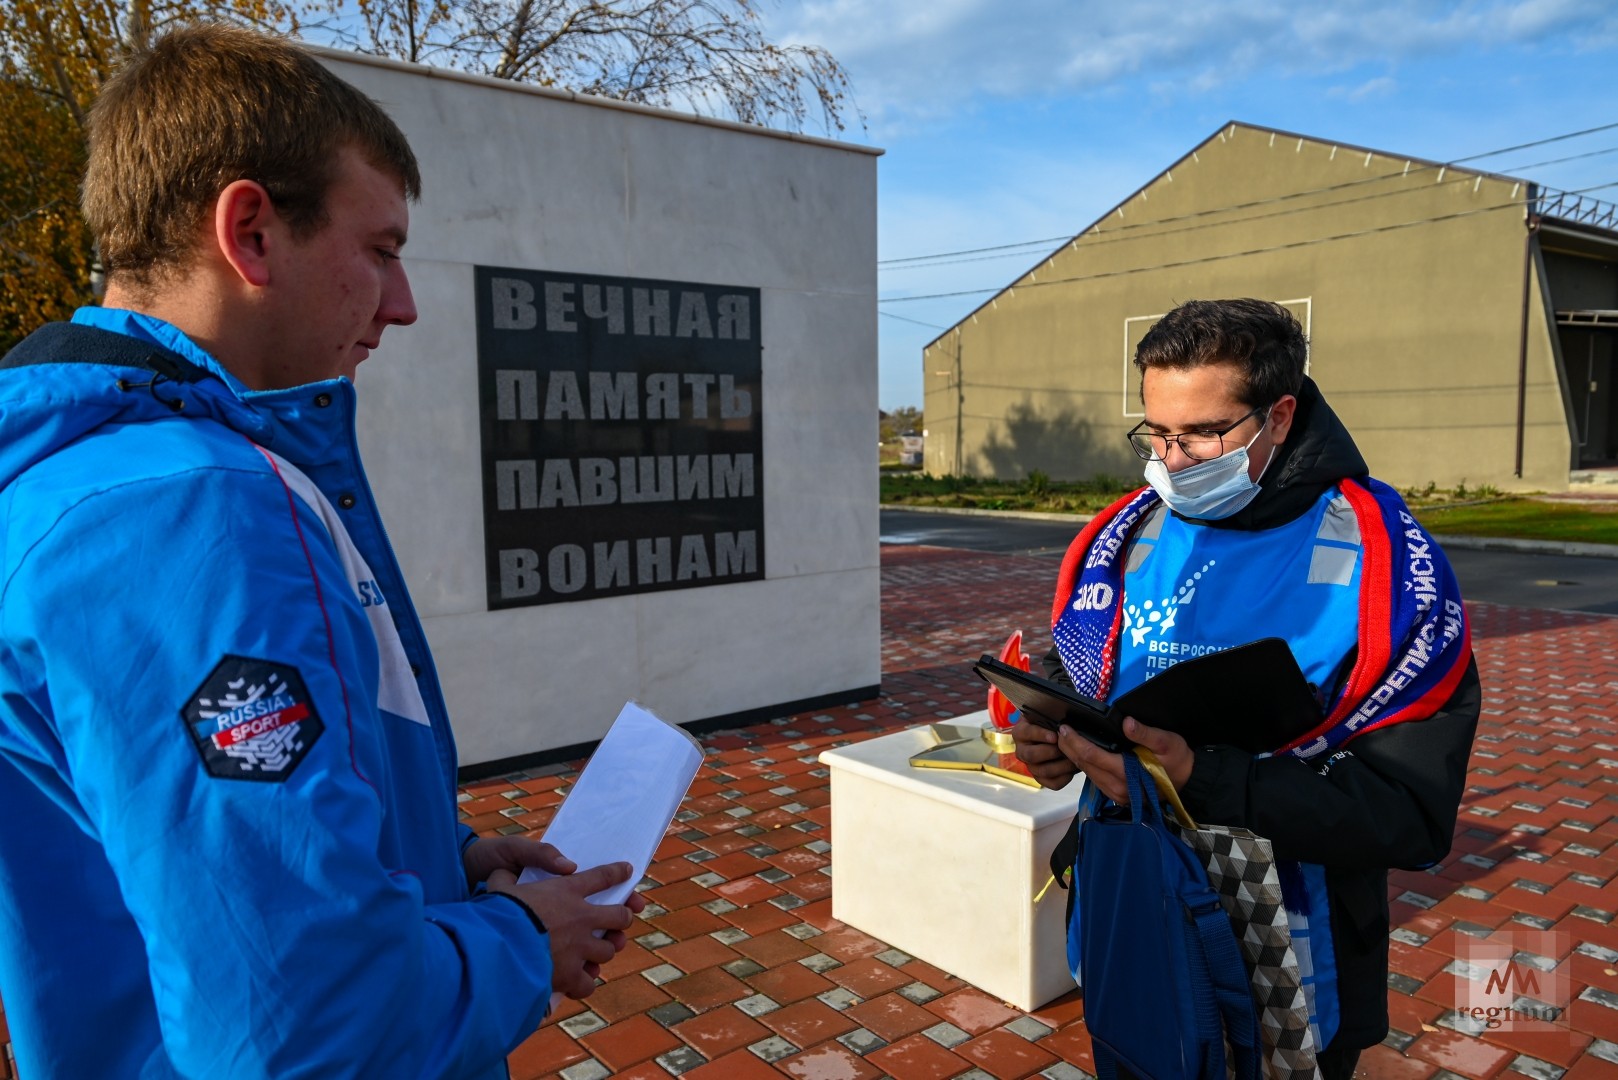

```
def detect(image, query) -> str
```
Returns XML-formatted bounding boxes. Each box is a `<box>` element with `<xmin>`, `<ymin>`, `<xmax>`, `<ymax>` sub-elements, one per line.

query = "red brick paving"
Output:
<box><xmin>846</xmin><ymin>993</ymin><xmax>949</xmax><ymax>1042</ymax></box>
<box><xmin>778</xmin><ymin>1042</ymin><xmax>887</xmax><ymax>1079</ymax></box>
<box><xmin>744</xmin><ymin>961</ymin><xmax>840</xmax><ymax>1005</ymax></box>
<box><xmin>923</xmin><ymin>988</ymin><xmax>1023</xmax><ymax>1037</ymax></box>
<box><xmin>507</xmin><ymin>1024</ymin><xmax>590</xmax><ymax>1079</ymax></box>
<box><xmin>672</xmin><ymin>1005</ymin><xmax>773</xmax><ymax>1059</ymax></box>
<box><xmin>586</xmin><ymin>972</ymin><xmax>675</xmax><ymax>1023</ymax></box>
<box><xmin>955</xmin><ymin>1029</ymin><xmax>1062</xmax><ymax>1079</ymax></box>
<box><xmin>829</xmin><ymin>956</ymin><xmax>916</xmax><ymax>999</ymax></box>
<box><xmin>869</xmin><ymin>1034</ymin><xmax>985</xmax><ymax>1080</ymax></box>
<box><xmin>761</xmin><ymin>998</ymin><xmax>860</xmax><ymax>1047</ymax></box>
<box><xmin>580</xmin><ymin>1015</ymin><xmax>685</xmax><ymax>1074</ymax></box>
<box><xmin>5</xmin><ymin>544</ymin><xmax>1618</xmax><ymax>1079</ymax></box>
<box><xmin>683</xmin><ymin>1048</ymin><xmax>788</xmax><ymax>1080</ymax></box>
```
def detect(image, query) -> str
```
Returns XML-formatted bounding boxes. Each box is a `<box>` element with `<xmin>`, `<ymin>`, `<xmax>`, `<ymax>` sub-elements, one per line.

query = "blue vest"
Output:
<box><xmin>1114</xmin><ymin>490</ymin><xmax>1362</xmax><ymax>704</ymax></box>
<box><xmin>1111</xmin><ymin>489</ymin><xmax>1362</xmax><ymax>1051</ymax></box>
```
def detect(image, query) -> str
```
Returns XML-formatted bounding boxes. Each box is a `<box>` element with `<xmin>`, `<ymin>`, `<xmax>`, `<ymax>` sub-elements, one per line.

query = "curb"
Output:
<box><xmin>881</xmin><ymin>504</ymin><xmax>1098</xmax><ymax>525</ymax></box>
<box><xmin>880</xmin><ymin>504</ymin><xmax>1618</xmax><ymax>560</ymax></box>
<box><xmin>1430</xmin><ymin>534</ymin><xmax>1618</xmax><ymax>560</ymax></box>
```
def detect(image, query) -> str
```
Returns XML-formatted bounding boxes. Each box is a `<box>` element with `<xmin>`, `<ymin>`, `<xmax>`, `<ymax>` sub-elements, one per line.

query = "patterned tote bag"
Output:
<box><xmin>1166</xmin><ymin>820</ymin><xmax>1321</xmax><ymax>1080</ymax></box>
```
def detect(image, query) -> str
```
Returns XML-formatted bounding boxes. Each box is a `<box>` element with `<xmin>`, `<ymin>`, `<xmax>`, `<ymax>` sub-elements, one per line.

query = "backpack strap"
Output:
<box><xmin>1192</xmin><ymin>900</ymin><xmax>1265</xmax><ymax>1080</ymax></box>
<box><xmin>1123</xmin><ymin>747</ymin><xmax>1157</xmax><ymax>822</ymax></box>
<box><xmin>1123</xmin><ymin>753</ymin><xmax>1264</xmax><ymax>1080</ymax></box>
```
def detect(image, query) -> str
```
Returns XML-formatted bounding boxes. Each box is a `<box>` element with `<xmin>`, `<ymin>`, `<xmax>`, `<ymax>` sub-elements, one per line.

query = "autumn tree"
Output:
<box><xmin>0</xmin><ymin>60</ymin><xmax>90</xmax><ymax>350</ymax></box>
<box><xmin>880</xmin><ymin>405</ymin><xmax>923</xmax><ymax>443</ymax></box>
<box><xmin>0</xmin><ymin>0</ymin><xmax>856</xmax><ymax>349</ymax></box>
<box><xmin>0</xmin><ymin>0</ymin><xmax>309</xmax><ymax>349</ymax></box>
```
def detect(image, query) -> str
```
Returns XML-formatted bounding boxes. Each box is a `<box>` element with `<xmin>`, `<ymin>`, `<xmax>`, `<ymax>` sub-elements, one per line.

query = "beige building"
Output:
<box><xmin>920</xmin><ymin>121</ymin><xmax>1618</xmax><ymax>491</ymax></box>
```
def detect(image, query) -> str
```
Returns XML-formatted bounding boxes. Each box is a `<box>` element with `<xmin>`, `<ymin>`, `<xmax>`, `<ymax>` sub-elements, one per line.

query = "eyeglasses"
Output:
<box><xmin>1126</xmin><ymin>404</ymin><xmax>1270</xmax><ymax>462</ymax></box>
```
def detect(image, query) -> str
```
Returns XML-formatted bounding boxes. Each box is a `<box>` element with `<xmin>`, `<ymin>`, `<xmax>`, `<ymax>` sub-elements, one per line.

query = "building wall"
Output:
<box><xmin>321</xmin><ymin>54</ymin><xmax>881</xmax><ymax>767</ymax></box>
<box><xmin>924</xmin><ymin>123</ymin><xmax>1572</xmax><ymax>492</ymax></box>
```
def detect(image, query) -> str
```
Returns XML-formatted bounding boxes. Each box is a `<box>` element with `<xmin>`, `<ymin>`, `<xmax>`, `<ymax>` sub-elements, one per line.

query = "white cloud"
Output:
<box><xmin>764</xmin><ymin>0</ymin><xmax>1618</xmax><ymax>404</ymax></box>
<box><xmin>767</xmin><ymin>0</ymin><xmax>1618</xmax><ymax>132</ymax></box>
<box><xmin>1327</xmin><ymin>74</ymin><xmax>1398</xmax><ymax>102</ymax></box>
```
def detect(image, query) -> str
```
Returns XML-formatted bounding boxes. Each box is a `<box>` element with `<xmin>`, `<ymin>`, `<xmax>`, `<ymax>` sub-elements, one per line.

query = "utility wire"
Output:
<box><xmin>880</xmin><ymin>236</ymin><xmax>1072</xmax><ymax>267</ymax></box>
<box><xmin>879</xmin><ymin>310</ymin><xmax>950</xmax><ymax>330</ymax></box>
<box><xmin>1450</xmin><ymin>120</ymin><xmax>1618</xmax><ymax>164</ymax></box>
<box><xmin>882</xmin><ymin>143</ymin><xmax>1618</xmax><ymax>273</ymax></box>
<box><xmin>879</xmin><ymin>180</ymin><xmax>1618</xmax><ymax>306</ymax></box>
<box><xmin>880</xmin><ymin>146</ymin><xmax>1618</xmax><ymax>275</ymax></box>
<box><xmin>927</xmin><ymin>378</ymin><xmax>1525</xmax><ymax>401</ymax></box>
<box><xmin>877</xmin><ymin>120</ymin><xmax>1618</xmax><ymax>268</ymax></box>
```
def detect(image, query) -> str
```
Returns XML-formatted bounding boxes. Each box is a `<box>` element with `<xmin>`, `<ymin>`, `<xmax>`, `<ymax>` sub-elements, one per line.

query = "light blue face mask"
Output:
<box><xmin>1142</xmin><ymin>414</ymin><xmax>1276</xmax><ymax>520</ymax></box>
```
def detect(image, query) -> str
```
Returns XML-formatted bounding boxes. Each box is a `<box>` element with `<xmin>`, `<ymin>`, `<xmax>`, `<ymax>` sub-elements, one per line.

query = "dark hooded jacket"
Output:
<box><xmin>1046</xmin><ymin>377</ymin><xmax>1481</xmax><ymax>1050</ymax></box>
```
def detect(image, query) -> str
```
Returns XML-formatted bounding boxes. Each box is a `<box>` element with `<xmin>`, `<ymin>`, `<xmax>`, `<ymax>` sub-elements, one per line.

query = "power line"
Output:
<box><xmin>876</xmin><ymin>120</ymin><xmax>1618</xmax><ymax>269</ymax></box>
<box><xmin>879</xmin><ymin>310</ymin><xmax>950</xmax><ymax>330</ymax></box>
<box><xmin>879</xmin><ymin>180</ymin><xmax>1618</xmax><ymax>306</ymax></box>
<box><xmin>881</xmin><ymin>143</ymin><xmax>1618</xmax><ymax>273</ymax></box>
<box><xmin>1516</xmin><ymin>142</ymin><xmax>1618</xmax><ymax>172</ymax></box>
<box><xmin>1450</xmin><ymin>120</ymin><xmax>1618</xmax><ymax>164</ymax></box>
<box><xmin>924</xmin><ymin>379</ymin><xmax>1526</xmax><ymax>401</ymax></box>
<box><xmin>879</xmin><ymin>121</ymin><xmax>1618</xmax><ymax>267</ymax></box>
<box><xmin>880</xmin><ymin>236</ymin><xmax>1074</xmax><ymax>267</ymax></box>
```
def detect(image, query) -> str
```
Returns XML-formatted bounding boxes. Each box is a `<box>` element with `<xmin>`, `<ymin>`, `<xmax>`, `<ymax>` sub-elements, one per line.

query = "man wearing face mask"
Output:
<box><xmin>1014</xmin><ymin>299</ymin><xmax>1480</xmax><ymax>1080</ymax></box>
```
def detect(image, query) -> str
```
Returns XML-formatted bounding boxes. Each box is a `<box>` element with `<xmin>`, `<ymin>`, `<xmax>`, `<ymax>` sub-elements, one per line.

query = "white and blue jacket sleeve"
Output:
<box><xmin>0</xmin><ymin>320</ymin><xmax>554</xmax><ymax>1079</ymax></box>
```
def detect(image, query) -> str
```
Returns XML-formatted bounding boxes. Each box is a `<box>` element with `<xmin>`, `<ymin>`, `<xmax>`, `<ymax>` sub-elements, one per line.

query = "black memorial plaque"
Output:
<box><xmin>475</xmin><ymin>266</ymin><xmax>764</xmax><ymax>610</ymax></box>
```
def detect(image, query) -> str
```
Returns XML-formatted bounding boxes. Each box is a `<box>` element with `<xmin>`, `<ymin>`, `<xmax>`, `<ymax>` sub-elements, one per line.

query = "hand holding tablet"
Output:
<box><xmin>973</xmin><ymin>637</ymin><xmax>1323</xmax><ymax>756</ymax></box>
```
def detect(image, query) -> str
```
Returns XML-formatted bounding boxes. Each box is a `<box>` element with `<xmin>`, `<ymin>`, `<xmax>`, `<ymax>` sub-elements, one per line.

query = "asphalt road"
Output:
<box><xmin>879</xmin><ymin>508</ymin><xmax>1618</xmax><ymax>616</ymax></box>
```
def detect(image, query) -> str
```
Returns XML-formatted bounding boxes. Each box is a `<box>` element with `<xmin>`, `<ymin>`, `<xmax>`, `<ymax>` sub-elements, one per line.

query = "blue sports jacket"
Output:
<box><xmin>0</xmin><ymin>313</ymin><xmax>552</xmax><ymax>1078</ymax></box>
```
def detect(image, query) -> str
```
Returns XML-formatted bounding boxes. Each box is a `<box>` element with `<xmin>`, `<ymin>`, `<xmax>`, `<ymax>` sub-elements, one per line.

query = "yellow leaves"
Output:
<box><xmin>0</xmin><ymin>0</ymin><xmax>860</xmax><ymax>351</ymax></box>
<box><xmin>0</xmin><ymin>76</ymin><xmax>92</xmax><ymax>350</ymax></box>
<box><xmin>0</xmin><ymin>0</ymin><xmax>312</xmax><ymax>349</ymax></box>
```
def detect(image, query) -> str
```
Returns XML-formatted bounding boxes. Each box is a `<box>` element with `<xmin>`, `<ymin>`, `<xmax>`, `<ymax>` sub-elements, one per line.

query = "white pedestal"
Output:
<box><xmin>819</xmin><ymin>711</ymin><xmax>1085</xmax><ymax>1011</ymax></box>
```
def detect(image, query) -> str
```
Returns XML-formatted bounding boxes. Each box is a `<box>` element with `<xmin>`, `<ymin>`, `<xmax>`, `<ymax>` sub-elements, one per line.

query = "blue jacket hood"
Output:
<box><xmin>0</xmin><ymin>322</ymin><xmax>273</xmax><ymax>494</ymax></box>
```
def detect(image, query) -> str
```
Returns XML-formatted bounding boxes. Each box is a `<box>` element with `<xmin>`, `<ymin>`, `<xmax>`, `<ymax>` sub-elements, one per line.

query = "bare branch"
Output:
<box><xmin>318</xmin><ymin>0</ymin><xmax>862</xmax><ymax>134</ymax></box>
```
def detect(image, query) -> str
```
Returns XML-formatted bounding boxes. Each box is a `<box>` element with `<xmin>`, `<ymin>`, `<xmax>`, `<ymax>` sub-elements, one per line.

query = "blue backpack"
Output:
<box><xmin>1072</xmin><ymin>753</ymin><xmax>1263</xmax><ymax>1080</ymax></box>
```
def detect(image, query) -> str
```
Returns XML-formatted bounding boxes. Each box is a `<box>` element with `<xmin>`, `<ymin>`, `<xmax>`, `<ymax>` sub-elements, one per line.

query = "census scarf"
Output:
<box><xmin>1050</xmin><ymin>477</ymin><xmax>1472</xmax><ymax>761</ymax></box>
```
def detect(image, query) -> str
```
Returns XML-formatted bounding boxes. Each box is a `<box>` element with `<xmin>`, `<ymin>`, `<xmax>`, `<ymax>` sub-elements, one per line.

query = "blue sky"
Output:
<box><xmin>761</xmin><ymin>0</ymin><xmax>1618</xmax><ymax>411</ymax></box>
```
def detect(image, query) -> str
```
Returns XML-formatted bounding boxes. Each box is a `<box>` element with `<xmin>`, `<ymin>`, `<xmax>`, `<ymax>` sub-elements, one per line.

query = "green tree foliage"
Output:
<box><xmin>879</xmin><ymin>405</ymin><xmax>923</xmax><ymax>443</ymax></box>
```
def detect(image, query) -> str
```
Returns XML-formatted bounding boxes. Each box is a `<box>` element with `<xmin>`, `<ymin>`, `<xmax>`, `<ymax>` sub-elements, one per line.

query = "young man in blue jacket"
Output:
<box><xmin>1016</xmin><ymin>300</ymin><xmax>1480</xmax><ymax>1080</ymax></box>
<box><xmin>0</xmin><ymin>23</ymin><xmax>641</xmax><ymax>1079</ymax></box>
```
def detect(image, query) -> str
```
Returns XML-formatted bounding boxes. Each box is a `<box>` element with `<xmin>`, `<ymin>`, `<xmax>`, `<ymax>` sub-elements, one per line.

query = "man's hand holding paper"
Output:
<box><xmin>463</xmin><ymin>835</ymin><xmax>577</xmax><ymax>887</ymax></box>
<box><xmin>487</xmin><ymin>703</ymin><xmax>703</xmax><ymax>1002</ymax></box>
<box><xmin>489</xmin><ymin>862</ymin><xmax>645</xmax><ymax>999</ymax></box>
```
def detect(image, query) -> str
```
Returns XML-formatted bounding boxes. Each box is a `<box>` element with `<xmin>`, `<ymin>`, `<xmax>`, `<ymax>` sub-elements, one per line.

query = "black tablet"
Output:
<box><xmin>973</xmin><ymin>637</ymin><xmax>1323</xmax><ymax>756</ymax></box>
<box><xmin>971</xmin><ymin>656</ymin><xmax>1129</xmax><ymax>753</ymax></box>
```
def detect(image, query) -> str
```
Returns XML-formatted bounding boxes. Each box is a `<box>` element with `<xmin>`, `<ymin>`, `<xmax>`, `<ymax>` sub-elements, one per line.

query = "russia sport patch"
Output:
<box><xmin>182</xmin><ymin>656</ymin><xmax>324</xmax><ymax>781</ymax></box>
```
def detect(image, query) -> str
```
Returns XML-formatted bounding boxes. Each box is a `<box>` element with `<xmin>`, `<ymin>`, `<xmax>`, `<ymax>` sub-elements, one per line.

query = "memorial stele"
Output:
<box><xmin>312</xmin><ymin>48</ymin><xmax>882</xmax><ymax>772</ymax></box>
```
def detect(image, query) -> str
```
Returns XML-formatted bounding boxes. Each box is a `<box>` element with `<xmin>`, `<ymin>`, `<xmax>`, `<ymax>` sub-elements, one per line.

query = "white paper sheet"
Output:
<box><xmin>517</xmin><ymin>702</ymin><xmax>704</xmax><ymax>905</ymax></box>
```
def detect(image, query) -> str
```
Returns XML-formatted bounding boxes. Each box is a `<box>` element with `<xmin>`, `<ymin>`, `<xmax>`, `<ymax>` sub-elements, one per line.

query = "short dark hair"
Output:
<box><xmin>1134</xmin><ymin>299</ymin><xmax>1307</xmax><ymax>407</ymax></box>
<box><xmin>83</xmin><ymin>22</ymin><xmax>422</xmax><ymax>285</ymax></box>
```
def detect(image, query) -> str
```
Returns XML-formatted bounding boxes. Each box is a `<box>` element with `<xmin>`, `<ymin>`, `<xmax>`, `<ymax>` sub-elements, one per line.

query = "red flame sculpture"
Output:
<box><xmin>987</xmin><ymin>630</ymin><xmax>1031</xmax><ymax>730</ymax></box>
